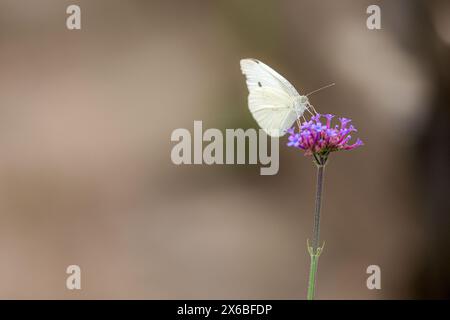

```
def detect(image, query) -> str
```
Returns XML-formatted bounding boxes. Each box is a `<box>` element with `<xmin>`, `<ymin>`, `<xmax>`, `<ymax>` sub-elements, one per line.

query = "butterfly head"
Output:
<box><xmin>295</xmin><ymin>95</ymin><xmax>314</xmax><ymax>116</ymax></box>
<box><xmin>297</xmin><ymin>95</ymin><xmax>310</xmax><ymax>110</ymax></box>
<box><xmin>300</xmin><ymin>95</ymin><xmax>309</xmax><ymax>104</ymax></box>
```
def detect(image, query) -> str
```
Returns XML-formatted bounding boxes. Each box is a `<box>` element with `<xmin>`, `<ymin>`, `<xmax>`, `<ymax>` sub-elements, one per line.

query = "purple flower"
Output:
<box><xmin>286</xmin><ymin>113</ymin><xmax>363</xmax><ymax>157</ymax></box>
<box><xmin>287</xmin><ymin>132</ymin><xmax>301</xmax><ymax>147</ymax></box>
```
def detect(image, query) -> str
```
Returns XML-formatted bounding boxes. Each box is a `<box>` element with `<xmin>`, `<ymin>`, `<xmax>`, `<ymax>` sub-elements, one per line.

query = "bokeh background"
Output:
<box><xmin>0</xmin><ymin>0</ymin><xmax>448</xmax><ymax>299</ymax></box>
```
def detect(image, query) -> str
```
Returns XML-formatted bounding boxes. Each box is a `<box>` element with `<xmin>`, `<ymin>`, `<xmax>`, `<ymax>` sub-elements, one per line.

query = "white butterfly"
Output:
<box><xmin>240</xmin><ymin>58</ymin><xmax>313</xmax><ymax>137</ymax></box>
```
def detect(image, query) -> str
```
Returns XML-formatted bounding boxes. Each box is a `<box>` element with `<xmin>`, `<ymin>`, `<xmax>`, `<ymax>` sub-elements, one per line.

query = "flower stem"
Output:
<box><xmin>307</xmin><ymin>252</ymin><xmax>319</xmax><ymax>300</ymax></box>
<box><xmin>312</xmin><ymin>164</ymin><xmax>324</xmax><ymax>250</ymax></box>
<box><xmin>307</xmin><ymin>162</ymin><xmax>325</xmax><ymax>300</ymax></box>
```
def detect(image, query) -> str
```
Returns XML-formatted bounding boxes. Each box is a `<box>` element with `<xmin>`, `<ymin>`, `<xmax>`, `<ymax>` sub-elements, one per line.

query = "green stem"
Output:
<box><xmin>307</xmin><ymin>254</ymin><xmax>319</xmax><ymax>300</ymax></box>
<box><xmin>312</xmin><ymin>164</ymin><xmax>324</xmax><ymax>249</ymax></box>
<box><xmin>307</xmin><ymin>161</ymin><xmax>326</xmax><ymax>300</ymax></box>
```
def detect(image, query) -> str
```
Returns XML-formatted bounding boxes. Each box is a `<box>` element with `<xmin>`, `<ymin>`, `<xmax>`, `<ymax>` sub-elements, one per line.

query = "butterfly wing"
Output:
<box><xmin>248</xmin><ymin>87</ymin><xmax>299</xmax><ymax>137</ymax></box>
<box><xmin>240</xmin><ymin>58</ymin><xmax>302</xmax><ymax>137</ymax></box>
<box><xmin>240</xmin><ymin>58</ymin><xmax>302</xmax><ymax>98</ymax></box>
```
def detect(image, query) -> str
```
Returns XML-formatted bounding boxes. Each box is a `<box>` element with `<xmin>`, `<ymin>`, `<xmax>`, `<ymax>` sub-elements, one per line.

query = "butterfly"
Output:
<box><xmin>240</xmin><ymin>59</ymin><xmax>332</xmax><ymax>137</ymax></box>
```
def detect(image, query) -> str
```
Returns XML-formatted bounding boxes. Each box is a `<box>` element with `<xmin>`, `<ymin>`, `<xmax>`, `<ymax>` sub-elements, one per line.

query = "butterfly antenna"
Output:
<box><xmin>305</xmin><ymin>83</ymin><xmax>336</xmax><ymax>97</ymax></box>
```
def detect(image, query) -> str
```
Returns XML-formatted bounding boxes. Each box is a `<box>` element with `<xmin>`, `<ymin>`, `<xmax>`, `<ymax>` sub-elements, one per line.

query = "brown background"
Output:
<box><xmin>0</xmin><ymin>0</ymin><xmax>449</xmax><ymax>299</ymax></box>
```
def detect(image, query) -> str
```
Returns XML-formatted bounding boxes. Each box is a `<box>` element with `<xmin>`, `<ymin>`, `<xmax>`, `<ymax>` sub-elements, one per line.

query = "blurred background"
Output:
<box><xmin>0</xmin><ymin>0</ymin><xmax>448</xmax><ymax>299</ymax></box>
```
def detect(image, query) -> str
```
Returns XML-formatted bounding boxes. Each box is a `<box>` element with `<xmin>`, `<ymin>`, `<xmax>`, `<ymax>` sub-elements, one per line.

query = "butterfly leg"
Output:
<box><xmin>302</xmin><ymin>114</ymin><xmax>307</xmax><ymax>124</ymax></box>
<box><xmin>305</xmin><ymin>106</ymin><xmax>315</xmax><ymax>116</ymax></box>
<box><xmin>308</xmin><ymin>103</ymin><xmax>319</xmax><ymax>115</ymax></box>
<box><xmin>293</xmin><ymin>109</ymin><xmax>302</xmax><ymax>130</ymax></box>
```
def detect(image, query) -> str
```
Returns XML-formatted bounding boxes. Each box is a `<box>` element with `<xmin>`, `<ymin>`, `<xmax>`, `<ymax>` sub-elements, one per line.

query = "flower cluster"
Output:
<box><xmin>287</xmin><ymin>114</ymin><xmax>363</xmax><ymax>157</ymax></box>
